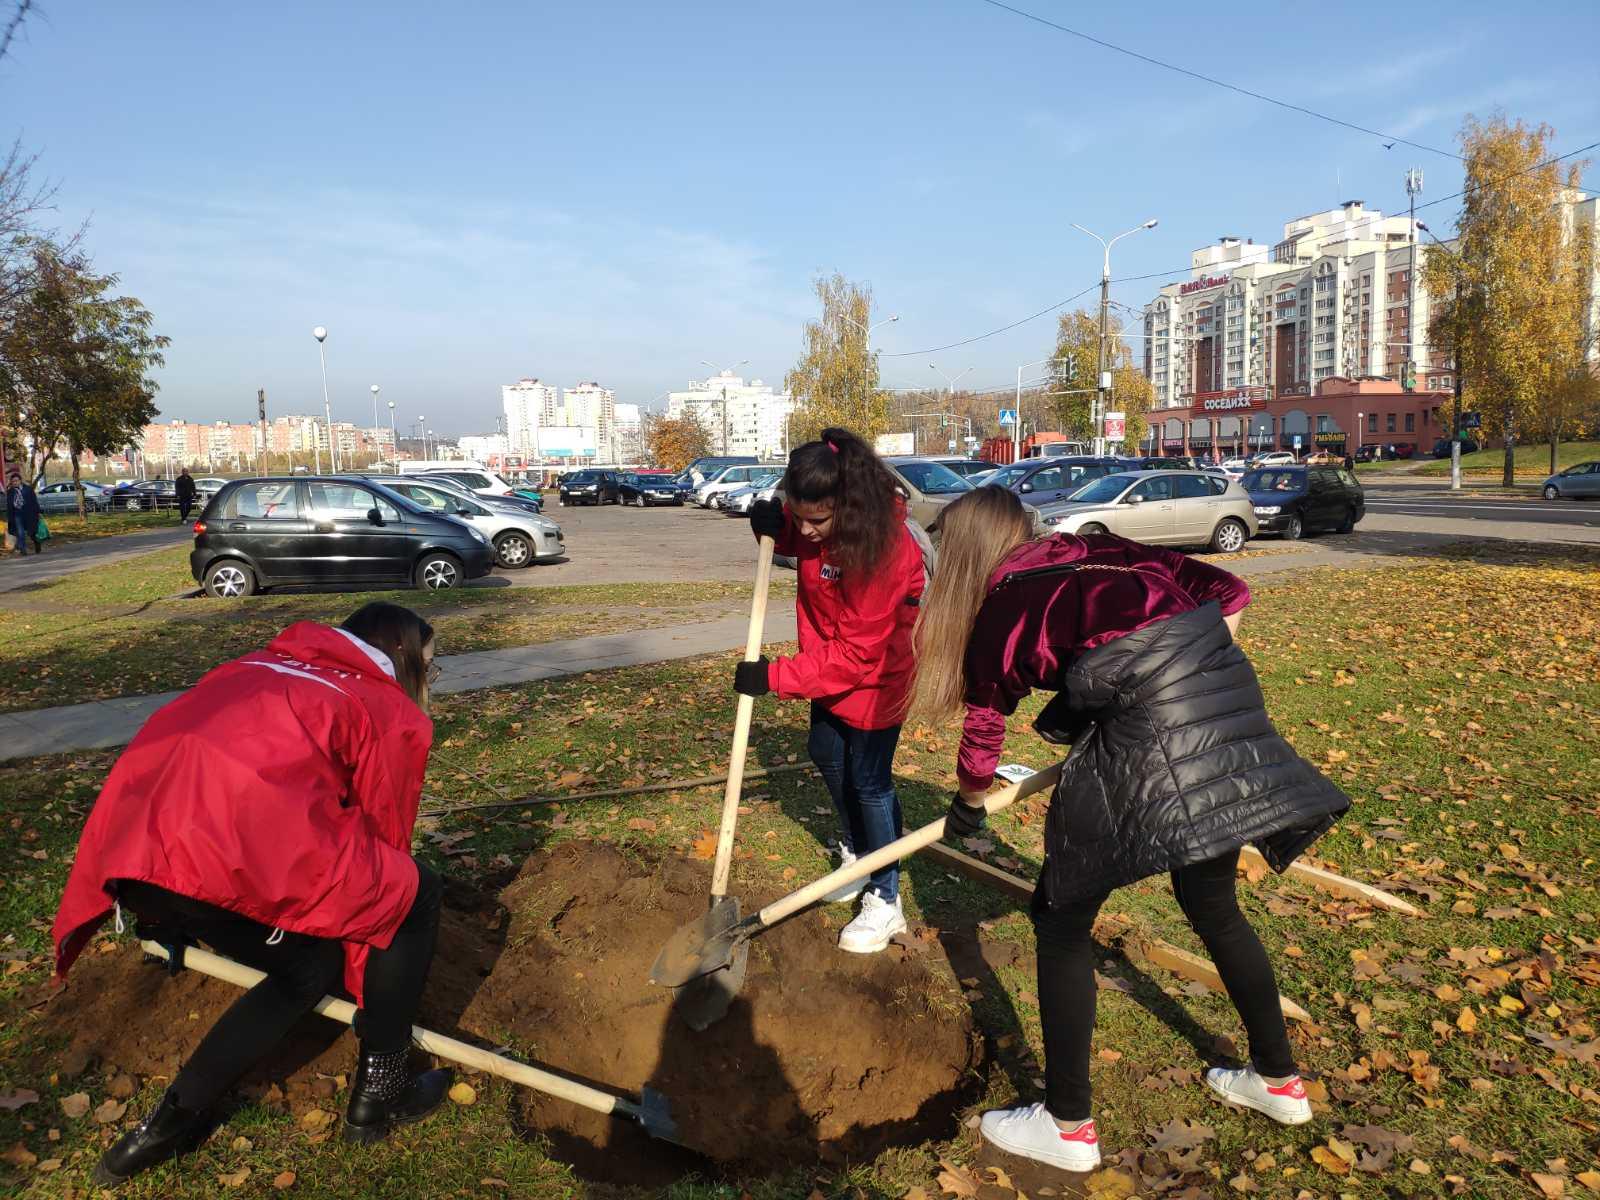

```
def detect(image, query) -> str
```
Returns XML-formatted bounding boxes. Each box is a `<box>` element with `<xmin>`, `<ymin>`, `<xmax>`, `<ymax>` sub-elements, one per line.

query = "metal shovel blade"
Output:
<box><xmin>635</xmin><ymin>1086</ymin><xmax>680</xmax><ymax>1144</ymax></box>
<box><xmin>649</xmin><ymin>899</ymin><xmax>757</xmax><ymax>989</ymax></box>
<box><xmin>673</xmin><ymin>897</ymin><xmax>749</xmax><ymax>1031</ymax></box>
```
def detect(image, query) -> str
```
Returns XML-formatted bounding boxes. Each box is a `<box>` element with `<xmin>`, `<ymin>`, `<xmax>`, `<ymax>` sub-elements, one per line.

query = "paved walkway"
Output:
<box><xmin>0</xmin><ymin>526</ymin><xmax>191</xmax><ymax>594</ymax></box>
<box><xmin>0</xmin><ymin>606</ymin><xmax>798</xmax><ymax>762</ymax></box>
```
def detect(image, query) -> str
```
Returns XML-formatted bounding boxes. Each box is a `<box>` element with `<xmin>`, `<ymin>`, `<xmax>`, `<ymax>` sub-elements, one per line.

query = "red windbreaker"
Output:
<box><xmin>53</xmin><ymin>622</ymin><xmax>433</xmax><ymax>1005</ymax></box>
<box><xmin>764</xmin><ymin>503</ymin><xmax>924</xmax><ymax>730</ymax></box>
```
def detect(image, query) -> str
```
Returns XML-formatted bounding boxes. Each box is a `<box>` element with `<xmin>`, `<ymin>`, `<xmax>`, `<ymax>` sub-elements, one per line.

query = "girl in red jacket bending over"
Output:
<box><xmin>53</xmin><ymin>603</ymin><xmax>450</xmax><ymax>1185</ymax></box>
<box><xmin>913</xmin><ymin>487</ymin><xmax>1346</xmax><ymax>1175</ymax></box>
<box><xmin>737</xmin><ymin>427</ymin><xmax>926</xmax><ymax>954</ymax></box>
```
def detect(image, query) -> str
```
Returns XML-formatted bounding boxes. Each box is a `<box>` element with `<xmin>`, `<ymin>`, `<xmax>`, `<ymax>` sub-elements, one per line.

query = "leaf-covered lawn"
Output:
<box><xmin>1</xmin><ymin>545</ymin><xmax>1597</xmax><ymax>1198</ymax></box>
<box><xmin>0</xmin><ymin>546</ymin><xmax>793</xmax><ymax>713</ymax></box>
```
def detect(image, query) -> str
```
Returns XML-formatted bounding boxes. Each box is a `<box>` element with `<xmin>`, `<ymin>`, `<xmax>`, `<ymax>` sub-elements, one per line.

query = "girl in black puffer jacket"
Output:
<box><xmin>913</xmin><ymin>487</ymin><xmax>1348</xmax><ymax>1175</ymax></box>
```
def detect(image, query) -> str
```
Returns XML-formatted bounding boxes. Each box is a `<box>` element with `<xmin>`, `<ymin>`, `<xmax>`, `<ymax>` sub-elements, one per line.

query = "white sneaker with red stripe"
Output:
<box><xmin>978</xmin><ymin>1103</ymin><xmax>1102</xmax><ymax>1172</ymax></box>
<box><xmin>1204</xmin><ymin>1067</ymin><xmax>1313</xmax><ymax>1125</ymax></box>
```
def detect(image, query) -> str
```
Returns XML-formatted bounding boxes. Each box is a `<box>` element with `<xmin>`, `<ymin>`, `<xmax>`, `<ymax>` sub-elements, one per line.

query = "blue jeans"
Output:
<box><xmin>9</xmin><ymin>516</ymin><xmax>38</xmax><ymax>554</ymax></box>
<box><xmin>807</xmin><ymin>703</ymin><xmax>903</xmax><ymax>900</ymax></box>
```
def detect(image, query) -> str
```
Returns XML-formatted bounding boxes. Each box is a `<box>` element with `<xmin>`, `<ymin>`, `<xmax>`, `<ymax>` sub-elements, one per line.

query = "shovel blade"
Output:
<box><xmin>649</xmin><ymin>898</ymin><xmax>748</xmax><ymax>988</ymax></box>
<box><xmin>635</xmin><ymin>1086</ymin><xmax>680</xmax><ymax>1144</ymax></box>
<box><xmin>674</xmin><ymin>937</ymin><xmax>749</xmax><ymax>1032</ymax></box>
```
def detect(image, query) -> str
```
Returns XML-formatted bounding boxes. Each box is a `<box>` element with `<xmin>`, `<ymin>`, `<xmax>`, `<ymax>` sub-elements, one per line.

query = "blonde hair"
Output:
<box><xmin>912</xmin><ymin>487</ymin><xmax>1035</xmax><ymax>723</ymax></box>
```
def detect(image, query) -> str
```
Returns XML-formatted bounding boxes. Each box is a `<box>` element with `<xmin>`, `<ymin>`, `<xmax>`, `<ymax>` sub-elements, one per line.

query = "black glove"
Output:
<box><xmin>749</xmin><ymin>498</ymin><xmax>785</xmax><ymax>541</ymax></box>
<box><xmin>733</xmin><ymin>657</ymin><xmax>771</xmax><ymax>697</ymax></box>
<box><xmin>944</xmin><ymin>793</ymin><xmax>987</xmax><ymax>839</ymax></box>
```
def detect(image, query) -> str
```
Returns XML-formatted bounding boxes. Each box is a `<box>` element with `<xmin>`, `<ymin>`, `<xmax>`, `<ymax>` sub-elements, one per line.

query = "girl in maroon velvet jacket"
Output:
<box><xmin>913</xmin><ymin>487</ymin><xmax>1346</xmax><ymax>1175</ymax></box>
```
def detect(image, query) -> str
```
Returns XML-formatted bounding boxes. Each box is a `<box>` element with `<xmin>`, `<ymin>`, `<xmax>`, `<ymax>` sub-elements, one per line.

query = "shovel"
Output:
<box><xmin>651</xmin><ymin>760</ymin><xmax>1064</xmax><ymax>995</ymax></box>
<box><xmin>139</xmin><ymin>939</ymin><xmax>680</xmax><ymax>1143</ymax></box>
<box><xmin>673</xmin><ymin>532</ymin><xmax>776</xmax><ymax>1032</ymax></box>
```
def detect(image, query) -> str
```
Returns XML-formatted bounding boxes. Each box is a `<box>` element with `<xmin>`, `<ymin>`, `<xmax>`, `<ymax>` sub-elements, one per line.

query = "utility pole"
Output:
<box><xmin>1405</xmin><ymin>168</ymin><xmax>1423</xmax><ymax>388</ymax></box>
<box><xmin>257</xmin><ymin>389</ymin><xmax>267</xmax><ymax>477</ymax></box>
<box><xmin>1418</xmin><ymin>221</ymin><xmax>1465</xmax><ymax>492</ymax></box>
<box><xmin>1073</xmin><ymin>219</ymin><xmax>1158</xmax><ymax>457</ymax></box>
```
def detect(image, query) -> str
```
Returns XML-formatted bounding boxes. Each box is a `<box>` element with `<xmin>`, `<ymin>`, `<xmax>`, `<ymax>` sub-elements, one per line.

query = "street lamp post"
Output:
<box><xmin>1417</xmin><ymin>223</ymin><xmax>1466</xmax><ymax>492</ymax></box>
<box><xmin>1071</xmin><ymin>219</ymin><xmax>1159</xmax><ymax>455</ymax></box>
<box><xmin>841</xmin><ymin>314</ymin><xmax>899</xmax><ymax>421</ymax></box>
<box><xmin>370</xmin><ymin>385</ymin><xmax>381</xmax><ymax>466</ymax></box>
<box><xmin>1013</xmin><ymin>356</ymin><xmax>1055</xmax><ymax>462</ymax></box>
<box><xmin>313</xmin><ymin>327</ymin><xmax>337</xmax><ymax>473</ymax></box>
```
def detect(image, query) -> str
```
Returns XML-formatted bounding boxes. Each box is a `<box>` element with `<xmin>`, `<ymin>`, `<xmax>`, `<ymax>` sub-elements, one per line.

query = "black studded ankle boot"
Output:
<box><xmin>93</xmin><ymin>1087</ymin><xmax>210</xmax><ymax>1186</ymax></box>
<box><xmin>343</xmin><ymin>1046</ymin><xmax>452</xmax><ymax>1144</ymax></box>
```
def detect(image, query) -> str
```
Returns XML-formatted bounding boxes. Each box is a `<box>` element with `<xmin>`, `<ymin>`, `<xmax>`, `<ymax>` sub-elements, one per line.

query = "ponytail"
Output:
<box><xmin>785</xmin><ymin>426</ymin><xmax>901</xmax><ymax>576</ymax></box>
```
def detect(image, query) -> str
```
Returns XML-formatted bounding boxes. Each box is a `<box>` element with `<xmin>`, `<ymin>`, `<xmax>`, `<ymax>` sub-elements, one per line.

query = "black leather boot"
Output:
<box><xmin>343</xmin><ymin>1046</ymin><xmax>452</xmax><ymax>1144</ymax></box>
<box><xmin>93</xmin><ymin>1087</ymin><xmax>209</xmax><ymax>1186</ymax></box>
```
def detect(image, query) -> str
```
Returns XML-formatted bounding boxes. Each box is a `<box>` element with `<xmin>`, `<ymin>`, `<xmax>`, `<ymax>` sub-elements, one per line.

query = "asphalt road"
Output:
<box><xmin>1362</xmin><ymin>489</ymin><xmax>1599</xmax><ymax>528</ymax></box>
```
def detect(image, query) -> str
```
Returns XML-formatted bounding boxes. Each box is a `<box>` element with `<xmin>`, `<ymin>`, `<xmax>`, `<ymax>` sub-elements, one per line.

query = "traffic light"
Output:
<box><xmin>1401</xmin><ymin>361</ymin><xmax>1416</xmax><ymax>391</ymax></box>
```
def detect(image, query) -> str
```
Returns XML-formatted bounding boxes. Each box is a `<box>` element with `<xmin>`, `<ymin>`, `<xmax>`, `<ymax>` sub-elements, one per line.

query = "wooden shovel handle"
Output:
<box><xmin>755</xmin><ymin>761</ymin><xmax>1064</xmax><ymax>928</ymax></box>
<box><xmin>139</xmin><ymin>940</ymin><xmax>641</xmax><ymax>1121</ymax></box>
<box><xmin>709</xmin><ymin>534</ymin><xmax>776</xmax><ymax>900</ymax></box>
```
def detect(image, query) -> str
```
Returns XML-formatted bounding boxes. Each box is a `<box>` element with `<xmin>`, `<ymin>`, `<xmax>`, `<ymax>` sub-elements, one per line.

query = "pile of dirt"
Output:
<box><xmin>33</xmin><ymin>842</ymin><xmax>983</xmax><ymax>1181</ymax></box>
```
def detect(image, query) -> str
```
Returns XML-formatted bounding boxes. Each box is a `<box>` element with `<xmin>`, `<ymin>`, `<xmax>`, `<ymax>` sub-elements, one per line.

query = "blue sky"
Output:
<box><xmin>4</xmin><ymin>0</ymin><xmax>1597</xmax><ymax>433</ymax></box>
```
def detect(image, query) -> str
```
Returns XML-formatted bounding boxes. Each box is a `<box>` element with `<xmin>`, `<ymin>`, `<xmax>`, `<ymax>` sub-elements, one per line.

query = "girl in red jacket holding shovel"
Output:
<box><xmin>913</xmin><ymin>487</ymin><xmax>1347</xmax><ymax>1174</ymax></box>
<box><xmin>53</xmin><ymin>603</ymin><xmax>450</xmax><ymax>1186</ymax></box>
<box><xmin>736</xmin><ymin>427</ymin><xmax>926</xmax><ymax>954</ymax></box>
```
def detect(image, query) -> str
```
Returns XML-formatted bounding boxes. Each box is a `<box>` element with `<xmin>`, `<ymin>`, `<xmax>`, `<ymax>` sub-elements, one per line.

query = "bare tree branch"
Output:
<box><xmin>0</xmin><ymin>0</ymin><xmax>36</xmax><ymax>63</ymax></box>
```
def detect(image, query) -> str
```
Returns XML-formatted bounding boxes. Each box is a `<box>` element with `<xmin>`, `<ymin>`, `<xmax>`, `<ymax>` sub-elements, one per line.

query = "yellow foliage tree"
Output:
<box><xmin>643</xmin><ymin>410</ymin><xmax>712</xmax><ymax>472</ymax></box>
<box><xmin>1043</xmin><ymin>308</ymin><xmax>1149</xmax><ymax>450</ymax></box>
<box><xmin>1423</xmin><ymin>114</ymin><xmax>1594</xmax><ymax>484</ymax></box>
<box><xmin>784</xmin><ymin>273</ymin><xmax>892</xmax><ymax>446</ymax></box>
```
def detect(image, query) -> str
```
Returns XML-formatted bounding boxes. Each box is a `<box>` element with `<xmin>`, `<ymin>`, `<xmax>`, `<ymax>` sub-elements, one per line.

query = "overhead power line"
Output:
<box><xmin>973</xmin><ymin>0</ymin><xmax>1462</xmax><ymax>160</ymax></box>
<box><xmin>880</xmin><ymin>282</ymin><xmax>1099</xmax><ymax>357</ymax></box>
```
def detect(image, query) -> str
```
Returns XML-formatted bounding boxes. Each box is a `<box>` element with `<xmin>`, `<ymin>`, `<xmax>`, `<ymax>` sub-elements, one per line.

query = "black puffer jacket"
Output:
<box><xmin>1035</xmin><ymin>601</ymin><xmax>1348</xmax><ymax>906</ymax></box>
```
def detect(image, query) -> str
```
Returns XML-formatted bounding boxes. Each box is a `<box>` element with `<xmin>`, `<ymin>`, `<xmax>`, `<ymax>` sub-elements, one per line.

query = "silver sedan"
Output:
<box><xmin>1035</xmin><ymin>471</ymin><xmax>1258</xmax><ymax>553</ymax></box>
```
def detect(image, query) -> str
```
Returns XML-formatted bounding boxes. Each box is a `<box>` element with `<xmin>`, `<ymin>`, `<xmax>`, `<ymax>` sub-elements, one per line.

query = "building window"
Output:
<box><xmin>1368</xmin><ymin>413</ymin><xmax>1378</xmax><ymax>432</ymax></box>
<box><xmin>1405</xmin><ymin>412</ymin><xmax>1415</xmax><ymax>432</ymax></box>
<box><xmin>1386</xmin><ymin>413</ymin><xmax>1397</xmax><ymax>432</ymax></box>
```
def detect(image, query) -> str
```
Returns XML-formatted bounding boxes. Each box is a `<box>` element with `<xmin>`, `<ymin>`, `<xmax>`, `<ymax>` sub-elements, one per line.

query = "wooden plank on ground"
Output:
<box><xmin>918</xmin><ymin>842</ymin><xmax>1313</xmax><ymax>1023</ymax></box>
<box><xmin>1239</xmin><ymin>845</ymin><xmax>1421</xmax><ymax>917</ymax></box>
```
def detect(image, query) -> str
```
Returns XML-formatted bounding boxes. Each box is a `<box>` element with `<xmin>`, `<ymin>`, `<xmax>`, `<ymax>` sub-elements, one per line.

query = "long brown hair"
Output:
<box><xmin>342</xmin><ymin>602</ymin><xmax>435</xmax><ymax>704</ymax></box>
<box><xmin>785</xmin><ymin>426</ymin><xmax>901</xmax><ymax>576</ymax></box>
<box><xmin>911</xmin><ymin>487</ymin><xmax>1034</xmax><ymax>722</ymax></box>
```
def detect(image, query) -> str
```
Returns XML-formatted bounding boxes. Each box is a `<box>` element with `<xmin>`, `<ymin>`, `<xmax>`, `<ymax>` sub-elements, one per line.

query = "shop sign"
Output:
<box><xmin>1180</xmin><ymin>275</ymin><xmax>1230</xmax><ymax>296</ymax></box>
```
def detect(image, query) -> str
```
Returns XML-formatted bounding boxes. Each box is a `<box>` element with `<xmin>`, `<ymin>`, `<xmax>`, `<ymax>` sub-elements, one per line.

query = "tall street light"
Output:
<box><xmin>369</xmin><ymin>384</ymin><xmax>381</xmax><ymax>466</ymax></box>
<box><xmin>313</xmin><ymin>326</ymin><xmax>337</xmax><ymax>473</ymax></box>
<box><xmin>1417</xmin><ymin>222</ymin><xmax>1466</xmax><ymax>492</ymax></box>
<box><xmin>841</xmin><ymin>314</ymin><xmax>899</xmax><ymax>423</ymax></box>
<box><xmin>1013</xmin><ymin>356</ymin><xmax>1055</xmax><ymax>462</ymax></box>
<box><xmin>1071</xmin><ymin>219</ymin><xmax>1158</xmax><ymax>454</ymax></box>
<box><xmin>700</xmin><ymin>359</ymin><xmax>749</xmax><ymax>454</ymax></box>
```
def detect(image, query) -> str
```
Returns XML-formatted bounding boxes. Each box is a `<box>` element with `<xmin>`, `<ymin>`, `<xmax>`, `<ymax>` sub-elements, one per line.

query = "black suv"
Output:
<box><xmin>191</xmin><ymin>477</ymin><xmax>495</xmax><ymax>597</ymax></box>
<box><xmin>1242</xmin><ymin>465</ymin><xmax>1365</xmax><ymax>540</ymax></box>
<box><xmin>558</xmin><ymin>470</ymin><xmax>621</xmax><ymax>506</ymax></box>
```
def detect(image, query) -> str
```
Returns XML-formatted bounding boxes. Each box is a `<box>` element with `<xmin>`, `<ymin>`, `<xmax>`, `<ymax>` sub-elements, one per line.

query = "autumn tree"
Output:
<box><xmin>643</xmin><ymin>410</ymin><xmax>711</xmax><ymax>471</ymax></box>
<box><xmin>784</xmin><ymin>273</ymin><xmax>891</xmax><ymax>445</ymax></box>
<box><xmin>1041</xmin><ymin>308</ymin><xmax>1149</xmax><ymax>449</ymax></box>
<box><xmin>1</xmin><ymin>242</ymin><xmax>166</xmax><ymax>511</ymax></box>
<box><xmin>1423</xmin><ymin>115</ymin><xmax>1593</xmax><ymax>485</ymax></box>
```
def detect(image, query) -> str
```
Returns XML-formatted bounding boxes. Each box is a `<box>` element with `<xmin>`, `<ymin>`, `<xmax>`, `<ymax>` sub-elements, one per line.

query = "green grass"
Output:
<box><xmin>1401</xmin><ymin>439</ymin><xmax>1600</xmax><ymax>478</ymax></box>
<box><xmin>0</xmin><ymin>546</ymin><xmax>793</xmax><ymax>713</ymax></box>
<box><xmin>26</xmin><ymin>510</ymin><xmax>182</xmax><ymax>545</ymax></box>
<box><xmin>2</xmin><ymin>546</ymin><xmax>1598</xmax><ymax>1197</ymax></box>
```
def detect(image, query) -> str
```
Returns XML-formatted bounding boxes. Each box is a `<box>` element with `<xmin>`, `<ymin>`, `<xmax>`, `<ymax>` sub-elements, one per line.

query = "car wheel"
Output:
<box><xmin>1336</xmin><ymin>506</ymin><xmax>1358</xmax><ymax>534</ymax></box>
<box><xmin>1210</xmin><ymin>518</ymin><xmax>1247</xmax><ymax>554</ymax></box>
<box><xmin>635</xmin><ymin>493</ymin><xmax>646</xmax><ymax>508</ymax></box>
<box><xmin>494</xmin><ymin>532</ymin><xmax>533</xmax><ymax>569</ymax></box>
<box><xmin>415</xmin><ymin>552</ymin><xmax>463</xmax><ymax>591</ymax></box>
<box><xmin>1079</xmin><ymin>522</ymin><xmax>1108</xmax><ymax>535</ymax></box>
<box><xmin>204</xmin><ymin>560</ymin><xmax>255</xmax><ymax>599</ymax></box>
<box><xmin>1544</xmin><ymin>484</ymin><xmax>1560</xmax><ymax>500</ymax></box>
<box><xmin>1282</xmin><ymin>514</ymin><xmax>1303</xmax><ymax>540</ymax></box>
<box><xmin>124</xmin><ymin>496</ymin><xmax>143</xmax><ymax>512</ymax></box>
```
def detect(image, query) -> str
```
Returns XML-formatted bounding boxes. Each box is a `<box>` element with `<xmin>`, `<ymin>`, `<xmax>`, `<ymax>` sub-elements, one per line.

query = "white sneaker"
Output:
<box><xmin>979</xmin><ymin>1103</ymin><xmax>1101</xmax><ymax>1172</ymax></box>
<box><xmin>823</xmin><ymin>844</ymin><xmax>867</xmax><ymax>904</ymax></box>
<box><xmin>837</xmin><ymin>891</ymin><xmax>906</xmax><ymax>953</ymax></box>
<box><xmin>1205</xmin><ymin>1067</ymin><xmax>1313</xmax><ymax>1125</ymax></box>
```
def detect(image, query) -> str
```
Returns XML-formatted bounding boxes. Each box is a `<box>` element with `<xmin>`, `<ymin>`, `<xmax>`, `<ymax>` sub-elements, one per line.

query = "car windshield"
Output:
<box><xmin>1243</xmin><ymin>468</ymin><xmax>1306</xmax><ymax>492</ymax></box>
<box><xmin>567</xmin><ymin>472</ymin><xmax>596</xmax><ymax>483</ymax></box>
<box><xmin>1065</xmin><ymin>474</ymin><xmax>1136</xmax><ymax>504</ymax></box>
<box><xmin>893</xmin><ymin>461</ymin><xmax>973</xmax><ymax>495</ymax></box>
<box><xmin>984</xmin><ymin>463</ymin><xmax>1032</xmax><ymax>488</ymax></box>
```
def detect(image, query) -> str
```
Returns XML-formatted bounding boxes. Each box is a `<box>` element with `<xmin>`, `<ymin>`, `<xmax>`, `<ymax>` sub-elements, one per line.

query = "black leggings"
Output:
<box><xmin>117</xmin><ymin>859</ymin><xmax>442</xmax><ymax>1111</ymax></box>
<box><xmin>1032</xmin><ymin>849</ymin><xmax>1296</xmax><ymax>1121</ymax></box>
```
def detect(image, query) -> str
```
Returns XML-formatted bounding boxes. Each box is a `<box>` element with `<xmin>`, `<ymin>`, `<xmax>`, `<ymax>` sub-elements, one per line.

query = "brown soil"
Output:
<box><xmin>32</xmin><ymin>842</ymin><xmax>983</xmax><ymax>1183</ymax></box>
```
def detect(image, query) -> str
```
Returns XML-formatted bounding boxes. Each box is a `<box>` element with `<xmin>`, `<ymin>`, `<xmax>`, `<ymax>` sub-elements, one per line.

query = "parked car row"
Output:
<box><xmin>189</xmin><ymin>474</ymin><xmax>564</xmax><ymax>598</ymax></box>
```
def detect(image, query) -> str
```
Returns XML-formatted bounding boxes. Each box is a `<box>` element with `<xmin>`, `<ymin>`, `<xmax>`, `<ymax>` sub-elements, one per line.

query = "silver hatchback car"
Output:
<box><xmin>1035</xmin><ymin>470</ymin><xmax>1258</xmax><ymax>553</ymax></box>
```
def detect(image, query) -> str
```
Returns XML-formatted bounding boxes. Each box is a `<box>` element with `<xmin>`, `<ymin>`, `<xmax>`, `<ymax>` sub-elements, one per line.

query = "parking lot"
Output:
<box><xmin>500</xmin><ymin>498</ymin><xmax>766</xmax><ymax>587</ymax></box>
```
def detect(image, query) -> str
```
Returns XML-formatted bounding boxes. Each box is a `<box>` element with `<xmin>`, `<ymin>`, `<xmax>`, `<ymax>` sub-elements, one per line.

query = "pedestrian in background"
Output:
<box><xmin>6</xmin><ymin>468</ymin><xmax>41</xmax><ymax>555</ymax></box>
<box><xmin>176</xmin><ymin>468</ymin><xmax>198</xmax><ymax>523</ymax></box>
